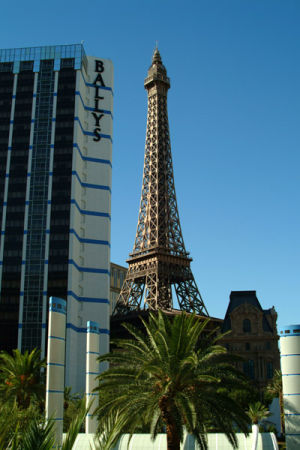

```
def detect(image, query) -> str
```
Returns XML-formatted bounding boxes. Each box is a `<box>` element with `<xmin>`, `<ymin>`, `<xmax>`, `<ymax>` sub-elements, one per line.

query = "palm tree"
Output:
<box><xmin>63</xmin><ymin>386</ymin><xmax>82</xmax><ymax>431</ymax></box>
<box><xmin>94</xmin><ymin>311</ymin><xmax>250</xmax><ymax>450</ymax></box>
<box><xmin>61</xmin><ymin>397</ymin><xmax>89</xmax><ymax>449</ymax></box>
<box><xmin>0</xmin><ymin>402</ymin><xmax>42</xmax><ymax>449</ymax></box>
<box><xmin>0</xmin><ymin>348</ymin><xmax>45</xmax><ymax>409</ymax></box>
<box><xmin>247</xmin><ymin>401</ymin><xmax>270</xmax><ymax>450</ymax></box>
<box><xmin>266</xmin><ymin>369</ymin><xmax>284</xmax><ymax>435</ymax></box>
<box><xmin>20</xmin><ymin>417</ymin><xmax>56</xmax><ymax>450</ymax></box>
<box><xmin>95</xmin><ymin>411</ymin><xmax>123</xmax><ymax>450</ymax></box>
<box><xmin>0</xmin><ymin>398</ymin><xmax>88</xmax><ymax>449</ymax></box>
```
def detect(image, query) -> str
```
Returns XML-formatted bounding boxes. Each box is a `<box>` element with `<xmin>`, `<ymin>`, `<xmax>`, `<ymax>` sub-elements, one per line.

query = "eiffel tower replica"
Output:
<box><xmin>114</xmin><ymin>49</ymin><xmax>208</xmax><ymax>317</ymax></box>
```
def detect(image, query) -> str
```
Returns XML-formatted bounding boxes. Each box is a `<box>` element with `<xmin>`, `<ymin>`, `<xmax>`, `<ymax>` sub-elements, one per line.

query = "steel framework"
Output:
<box><xmin>114</xmin><ymin>49</ymin><xmax>208</xmax><ymax>316</ymax></box>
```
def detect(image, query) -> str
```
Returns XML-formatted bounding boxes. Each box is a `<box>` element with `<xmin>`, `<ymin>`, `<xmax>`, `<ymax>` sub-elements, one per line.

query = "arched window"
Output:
<box><xmin>267</xmin><ymin>361</ymin><xmax>273</xmax><ymax>379</ymax></box>
<box><xmin>243</xmin><ymin>318</ymin><xmax>251</xmax><ymax>333</ymax></box>
<box><xmin>243</xmin><ymin>360</ymin><xmax>255</xmax><ymax>379</ymax></box>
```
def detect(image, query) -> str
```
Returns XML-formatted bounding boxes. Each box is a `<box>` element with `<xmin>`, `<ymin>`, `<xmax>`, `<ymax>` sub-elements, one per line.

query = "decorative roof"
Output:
<box><xmin>144</xmin><ymin>47</ymin><xmax>169</xmax><ymax>88</ymax></box>
<box><xmin>222</xmin><ymin>290</ymin><xmax>273</xmax><ymax>333</ymax></box>
<box><xmin>152</xmin><ymin>47</ymin><xmax>162</xmax><ymax>64</ymax></box>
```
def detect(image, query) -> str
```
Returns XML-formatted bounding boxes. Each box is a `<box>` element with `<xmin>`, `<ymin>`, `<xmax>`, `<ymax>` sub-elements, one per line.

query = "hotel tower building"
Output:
<box><xmin>0</xmin><ymin>44</ymin><xmax>113</xmax><ymax>391</ymax></box>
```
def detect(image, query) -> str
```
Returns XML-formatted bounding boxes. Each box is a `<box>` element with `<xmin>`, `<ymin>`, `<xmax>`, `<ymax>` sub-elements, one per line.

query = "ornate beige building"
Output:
<box><xmin>221</xmin><ymin>291</ymin><xmax>280</xmax><ymax>391</ymax></box>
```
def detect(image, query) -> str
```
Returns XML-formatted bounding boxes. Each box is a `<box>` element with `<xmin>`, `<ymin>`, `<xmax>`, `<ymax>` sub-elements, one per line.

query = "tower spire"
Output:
<box><xmin>115</xmin><ymin>51</ymin><xmax>208</xmax><ymax>316</ymax></box>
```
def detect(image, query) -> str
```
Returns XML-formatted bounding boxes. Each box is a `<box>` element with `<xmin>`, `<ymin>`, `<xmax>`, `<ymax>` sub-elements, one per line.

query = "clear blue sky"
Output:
<box><xmin>2</xmin><ymin>0</ymin><xmax>299</xmax><ymax>327</ymax></box>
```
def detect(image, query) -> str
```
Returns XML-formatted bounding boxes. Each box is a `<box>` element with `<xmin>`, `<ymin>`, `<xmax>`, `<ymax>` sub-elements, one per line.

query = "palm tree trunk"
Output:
<box><xmin>166</xmin><ymin>422</ymin><xmax>181</xmax><ymax>450</ymax></box>
<box><xmin>159</xmin><ymin>396</ymin><xmax>181</xmax><ymax>450</ymax></box>
<box><xmin>17</xmin><ymin>392</ymin><xmax>30</xmax><ymax>409</ymax></box>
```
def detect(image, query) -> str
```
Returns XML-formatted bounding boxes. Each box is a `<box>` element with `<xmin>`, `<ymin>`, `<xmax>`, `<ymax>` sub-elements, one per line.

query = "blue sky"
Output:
<box><xmin>2</xmin><ymin>0</ymin><xmax>299</xmax><ymax>327</ymax></box>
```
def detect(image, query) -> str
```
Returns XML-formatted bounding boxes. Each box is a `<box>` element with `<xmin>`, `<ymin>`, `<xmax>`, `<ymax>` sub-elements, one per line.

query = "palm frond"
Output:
<box><xmin>21</xmin><ymin>417</ymin><xmax>55</xmax><ymax>450</ymax></box>
<box><xmin>62</xmin><ymin>398</ymin><xmax>88</xmax><ymax>450</ymax></box>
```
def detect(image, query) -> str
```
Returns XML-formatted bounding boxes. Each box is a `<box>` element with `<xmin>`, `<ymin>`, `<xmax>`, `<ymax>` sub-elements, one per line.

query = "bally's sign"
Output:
<box><xmin>92</xmin><ymin>59</ymin><xmax>108</xmax><ymax>142</ymax></box>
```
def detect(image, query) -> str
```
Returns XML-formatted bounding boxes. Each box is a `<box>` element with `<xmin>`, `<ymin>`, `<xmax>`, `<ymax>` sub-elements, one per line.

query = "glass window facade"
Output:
<box><xmin>0</xmin><ymin>45</ymin><xmax>81</xmax><ymax>352</ymax></box>
<box><xmin>0</xmin><ymin>68</ymin><xmax>34</xmax><ymax>350</ymax></box>
<box><xmin>0</xmin><ymin>44</ymin><xmax>86</xmax><ymax>73</ymax></box>
<box><xmin>22</xmin><ymin>60</ymin><xmax>55</xmax><ymax>352</ymax></box>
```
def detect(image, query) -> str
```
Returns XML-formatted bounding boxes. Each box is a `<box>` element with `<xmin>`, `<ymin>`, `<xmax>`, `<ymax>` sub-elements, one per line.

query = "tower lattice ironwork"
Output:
<box><xmin>115</xmin><ymin>49</ymin><xmax>208</xmax><ymax>316</ymax></box>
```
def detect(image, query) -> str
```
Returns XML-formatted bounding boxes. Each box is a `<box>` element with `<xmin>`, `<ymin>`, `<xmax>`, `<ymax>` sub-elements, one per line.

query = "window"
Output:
<box><xmin>114</xmin><ymin>269</ymin><xmax>118</xmax><ymax>287</ymax></box>
<box><xmin>61</xmin><ymin>58</ymin><xmax>75</xmax><ymax>69</ymax></box>
<box><xmin>243</xmin><ymin>360</ymin><xmax>254</xmax><ymax>379</ymax></box>
<box><xmin>0</xmin><ymin>62</ymin><xmax>13</xmax><ymax>72</ymax></box>
<box><xmin>245</xmin><ymin>343</ymin><xmax>250</xmax><ymax>351</ymax></box>
<box><xmin>243</xmin><ymin>318</ymin><xmax>251</xmax><ymax>333</ymax></box>
<box><xmin>267</xmin><ymin>362</ymin><xmax>273</xmax><ymax>379</ymax></box>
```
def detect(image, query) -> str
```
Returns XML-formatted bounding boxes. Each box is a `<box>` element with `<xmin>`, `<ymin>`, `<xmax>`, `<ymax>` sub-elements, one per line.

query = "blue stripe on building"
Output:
<box><xmin>68</xmin><ymin>290</ymin><xmax>109</xmax><ymax>304</ymax></box>
<box><xmin>72</xmin><ymin>171</ymin><xmax>111</xmax><ymax>192</ymax></box>
<box><xmin>75</xmin><ymin>91</ymin><xmax>113</xmax><ymax>117</ymax></box>
<box><xmin>73</xmin><ymin>143</ymin><xmax>112</xmax><ymax>166</ymax></box>
<box><xmin>46</xmin><ymin>390</ymin><xmax>64</xmax><ymax>394</ymax></box>
<box><xmin>69</xmin><ymin>228</ymin><xmax>110</xmax><ymax>246</ymax></box>
<box><xmin>67</xmin><ymin>323</ymin><xmax>109</xmax><ymax>334</ymax></box>
<box><xmin>74</xmin><ymin>116</ymin><xmax>112</xmax><ymax>143</ymax></box>
<box><xmin>282</xmin><ymin>373</ymin><xmax>300</xmax><ymax>376</ymax></box>
<box><xmin>68</xmin><ymin>259</ymin><xmax>110</xmax><ymax>275</ymax></box>
<box><xmin>70</xmin><ymin>199</ymin><xmax>111</xmax><ymax>219</ymax></box>
<box><xmin>48</xmin><ymin>336</ymin><xmax>66</xmax><ymax>341</ymax></box>
<box><xmin>47</xmin><ymin>362</ymin><xmax>65</xmax><ymax>367</ymax></box>
<box><xmin>79</xmin><ymin>70</ymin><xmax>113</xmax><ymax>94</ymax></box>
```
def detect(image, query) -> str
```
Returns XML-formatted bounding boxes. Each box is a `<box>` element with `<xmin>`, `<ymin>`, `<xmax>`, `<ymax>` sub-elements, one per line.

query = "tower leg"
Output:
<box><xmin>175</xmin><ymin>269</ymin><xmax>208</xmax><ymax>315</ymax></box>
